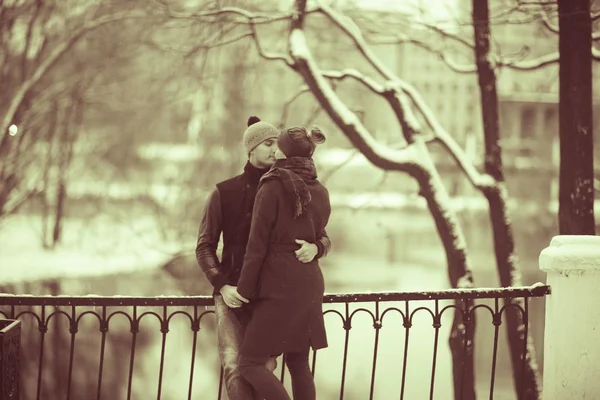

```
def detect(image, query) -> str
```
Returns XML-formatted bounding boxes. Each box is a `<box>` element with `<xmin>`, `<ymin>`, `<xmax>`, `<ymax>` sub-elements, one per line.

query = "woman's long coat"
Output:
<box><xmin>237</xmin><ymin>177</ymin><xmax>331</xmax><ymax>357</ymax></box>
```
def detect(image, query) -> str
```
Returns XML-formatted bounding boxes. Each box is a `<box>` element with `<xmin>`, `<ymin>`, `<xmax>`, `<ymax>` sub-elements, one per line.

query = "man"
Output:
<box><xmin>196</xmin><ymin>116</ymin><xmax>331</xmax><ymax>400</ymax></box>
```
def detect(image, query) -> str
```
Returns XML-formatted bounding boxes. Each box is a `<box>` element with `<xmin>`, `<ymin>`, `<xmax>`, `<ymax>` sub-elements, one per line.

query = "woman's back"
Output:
<box><xmin>264</xmin><ymin>179</ymin><xmax>330</xmax><ymax>250</ymax></box>
<box><xmin>238</xmin><ymin>175</ymin><xmax>331</xmax><ymax>357</ymax></box>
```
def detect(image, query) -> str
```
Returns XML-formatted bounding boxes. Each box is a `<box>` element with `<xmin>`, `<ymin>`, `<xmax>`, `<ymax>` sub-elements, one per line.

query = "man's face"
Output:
<box><xmin>249</xmin><ymin>138</ymin><xmax>277</xmax><ymax>168</ymax></box>
<box><xmin>274</xmin><ymin>147</ymin><xmax>286</xmax><ymax>160</ymax></box>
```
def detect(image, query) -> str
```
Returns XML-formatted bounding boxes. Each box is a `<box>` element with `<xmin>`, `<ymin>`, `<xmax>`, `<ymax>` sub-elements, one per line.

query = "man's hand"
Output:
<box><xmin>265</xmin><ymin>356</ymin><xmax>278</xmax><ymax>372</ymax></box>
<box><xmin>295</xmin><ymin>239</ymin><xmax>318</xmax><ymax>263</ymax></box>
<box><xmin>219</xmin><ymin>284</ymin><xmax>249</xmax><ymax>308</ymax></box>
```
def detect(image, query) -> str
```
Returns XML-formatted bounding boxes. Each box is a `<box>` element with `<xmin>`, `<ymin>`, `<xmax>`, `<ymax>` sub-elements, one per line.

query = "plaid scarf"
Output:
<box><xmin>260</xmin><ymin>157</ymin><xmax>317</xmax><ymax>219</ymax></box>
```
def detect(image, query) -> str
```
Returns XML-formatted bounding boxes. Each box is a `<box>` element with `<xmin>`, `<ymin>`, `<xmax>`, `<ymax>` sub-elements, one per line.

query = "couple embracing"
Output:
<box><xmin>196</xmin><ymin>116</ymin><xmax>332</xmax><ymax>400</ymax></box>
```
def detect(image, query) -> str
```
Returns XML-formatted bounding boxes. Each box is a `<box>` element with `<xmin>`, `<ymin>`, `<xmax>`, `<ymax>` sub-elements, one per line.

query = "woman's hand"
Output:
<box><xmin>219</xmin><ymin>284</ymin><xmax>250</xmax><ymax>308</ymax></box>
<box><xmin>295</xmin><ymin>239</ymin><xmax>318</xmax><ymax>263</ymax></box>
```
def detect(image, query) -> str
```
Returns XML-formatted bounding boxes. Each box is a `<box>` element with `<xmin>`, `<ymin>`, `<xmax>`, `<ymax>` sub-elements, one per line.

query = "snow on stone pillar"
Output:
<box><xmin>539</xmin><ymin>235</ymin><xmax>600</xmax><ymax>398</ymax></box>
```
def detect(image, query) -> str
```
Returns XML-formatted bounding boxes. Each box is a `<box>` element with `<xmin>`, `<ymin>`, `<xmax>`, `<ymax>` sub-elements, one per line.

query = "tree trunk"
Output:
<box><xmin>557</xmin><ymin>0</ymin><xmax>595</xmax><ymax>234</ymax></box>
<box><xmin>41</xmin><ymin>101</ymin><xmax>59</xmax><ymax>248</ymax></box>
<box><xmin>483</xmin><ymin>187</ymin><xmax>542</xmax><ymax>399</ymax></box>
<box><xmin>413</xmin><ymin>141</ymin><xmax>476</xmax><ymax>400</ymax></box>
<box><xmin>472</xmin><ymin>1</ymin><xmax>542</xmax><ymax>398</ymax></box>
<box><xmin>0</xmin><ymin>174</ymin><xmax>18</xmax><ymax>217</ymax></box>
<box><xmin>51</xmin><ymin>98</ymin><xmax>78</xmax><ymax>247</ymax></box>
<box><xmin>52</xmin><ymin>181</ymin><xmax>65</xmax><ymax>246</ymax></box>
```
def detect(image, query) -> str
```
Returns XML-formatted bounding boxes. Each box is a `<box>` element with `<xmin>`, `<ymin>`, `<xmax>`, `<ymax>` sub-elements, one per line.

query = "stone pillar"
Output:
<box><xmin>539</xmin><ymin>235</ymin><xmax>600</xmax><ymax>398</ymax></box>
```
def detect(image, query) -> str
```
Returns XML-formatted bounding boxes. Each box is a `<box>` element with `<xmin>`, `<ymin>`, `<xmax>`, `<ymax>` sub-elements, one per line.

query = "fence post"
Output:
<box><xmin>539</xmin><ymin>235</ymin><xmax>600</xmax><ymax>398</ymax></box>
<box><xmin>0</xmin><ymin>319</ymin><xmax>20</xmax><ymax>400</ymax></box>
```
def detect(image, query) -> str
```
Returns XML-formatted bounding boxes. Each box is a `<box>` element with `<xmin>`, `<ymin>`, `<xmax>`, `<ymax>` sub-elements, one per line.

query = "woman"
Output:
<box><xmin>235</xmin><ymin>125</ymin><xmax>331</xmax><ymax>400</ymax></box>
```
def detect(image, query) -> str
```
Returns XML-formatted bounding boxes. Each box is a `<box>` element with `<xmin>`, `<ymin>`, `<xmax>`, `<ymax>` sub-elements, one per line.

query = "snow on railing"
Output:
<box><xmin>0</xmin><ymin>284</ymin><xmax>549</xmax><ymax>400</ymax></box>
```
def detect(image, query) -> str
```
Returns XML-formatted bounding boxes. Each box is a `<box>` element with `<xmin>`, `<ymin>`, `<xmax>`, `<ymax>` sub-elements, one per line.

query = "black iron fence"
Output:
<box><xmin>0</xmin><ymin>284</ymin><xmax>550</xmax><ymax>400</ymax></box>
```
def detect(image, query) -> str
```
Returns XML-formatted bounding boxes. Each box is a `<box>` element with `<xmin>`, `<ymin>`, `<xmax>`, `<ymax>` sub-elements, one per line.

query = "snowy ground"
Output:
<box><xmin>0</xmin><ymin>214</ymin><xmax>181</xmax><ymax>285</ymax></box>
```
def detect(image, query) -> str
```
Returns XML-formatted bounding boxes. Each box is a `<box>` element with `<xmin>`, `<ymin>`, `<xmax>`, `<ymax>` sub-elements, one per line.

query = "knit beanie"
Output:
<box><xmin>243</xmin><ymin>116</ymin><xmax>279</xmax><ymax>154</ymax></box>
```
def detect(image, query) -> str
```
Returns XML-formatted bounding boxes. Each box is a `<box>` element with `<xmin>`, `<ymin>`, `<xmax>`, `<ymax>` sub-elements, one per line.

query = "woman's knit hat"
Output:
<box><xmin>243</xmin><ymin>116</ymin><xmax>279</xmax><ymax>154</ymax></box>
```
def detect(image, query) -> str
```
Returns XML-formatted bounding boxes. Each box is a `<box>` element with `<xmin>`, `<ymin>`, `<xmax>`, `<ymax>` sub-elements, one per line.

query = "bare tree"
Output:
<box><xmin>0</xmin><ymin>0</ymin><xmax>154</xmax><ymax>218</ymax></box>
<box><xmin>38</xmin><ymin>87</ymin><xmax>83</xmax><ymax>248</ymax></box>
<box><xmin>292</xmin><ymin>4</ymin><xmax>481</xmax><ymax>398</ymax></box>
<box><xmin>470</xmin><ymin>1</ymin><xmax>542</xmax><ymax>398</ymax></box>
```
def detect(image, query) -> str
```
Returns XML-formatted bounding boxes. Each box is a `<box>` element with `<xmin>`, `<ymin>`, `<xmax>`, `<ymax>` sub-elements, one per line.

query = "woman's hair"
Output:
<box><xmin>307</xmin><ymin>126</ymin><xmax>326</xmax><ymax>145</ymax></box>
<box><xmin>279</xmin><ymin>126</ymin><xmax>326</xmax><ymax>157</ymax></box>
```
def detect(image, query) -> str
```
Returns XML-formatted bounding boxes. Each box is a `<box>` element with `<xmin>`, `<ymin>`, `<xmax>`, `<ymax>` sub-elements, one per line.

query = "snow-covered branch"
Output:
<box><xmin>167</xmin><ymin>6</ymin><xmax>291</xmax><ymax>22</ymax></box>
<box><xmin>315</xmin><ymin>4</ymin><xmax>396</xmax><ymax>81</ymax></box>
<box><xmin>505</xmin><ymin>46</ymin><xmax>600</xmax><ymax>70</ymax></box>
<box><xmin>420</xmin><ymin>22</ymin><xmax>474</xmax><ymax>51</ymax></box>
<box><xmin>288</xmin><ymin>29</ymin><xmax>419</xmax><ymax>170</ymax></box>
<box><xmin>248</xmin><ymin>23</ymin><xmax>294</xmax><ymax>66</ymax></box>
<box><xmin>166</xmin><ymin>5</ymin><xmax>319</xmax><ymax>26</ymax></box>
<box><xmin>320</xmin><ymin>69</ymin><xmax>387</xmax><ymax>94</ymax></box>
<box><xmin>317</xmin><ymin>69</ymin><xmax>421</xmax><ymax>140</ymax></box>
<box><xmin>311</xmin><ymin>3</ymin><xmax>427</xmax><ymax>137</ymax></box>
<box><xmin>394</xmin><ymin>79</ymin><xmax>497</xmax><ymax>190</ymax></box>
<box><xmin>190</xmin><ymin>0</ymin><xmax>492</xmax><ymax>188</ymax></box>
<box><xmin>304</xmin><ymin>3</ymin><xmax>495</xmax><ymax>189</ymax></box>
<box><xmin>515</xmin><ymin>1</ymin><xmax>556</xmax><ymax>5</ymax></box>
<box><xmin>538</xmin><ymin>8</ymin><xmax>559</xmax><ymax>33</ymax></box>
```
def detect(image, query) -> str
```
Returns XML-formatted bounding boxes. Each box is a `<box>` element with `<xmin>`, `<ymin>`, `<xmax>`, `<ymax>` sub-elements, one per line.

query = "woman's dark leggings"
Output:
<box><xmin>239</xmin><ymin>350</ymin><xmax>315</xmax><ymax>400</ymax></box>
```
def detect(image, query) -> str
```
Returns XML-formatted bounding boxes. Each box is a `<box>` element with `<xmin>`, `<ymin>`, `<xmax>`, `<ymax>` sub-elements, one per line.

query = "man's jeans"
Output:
<box><xmin>215</xmin><ymin>295</ymin><xmax>262</xmax><ymax>400</ymax></box>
